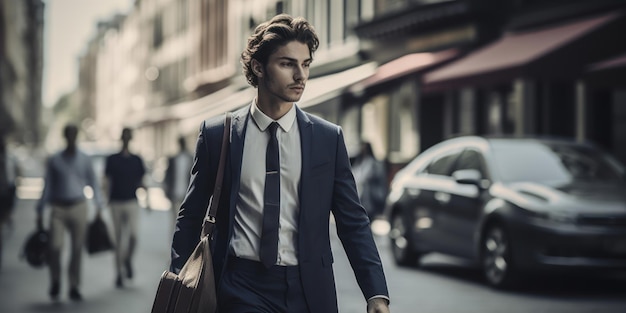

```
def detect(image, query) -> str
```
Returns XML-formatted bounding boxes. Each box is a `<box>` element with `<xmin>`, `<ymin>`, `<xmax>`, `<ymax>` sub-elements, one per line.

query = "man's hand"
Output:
<box><xmin>367</xmin><ymin>298</ymin><xmax>390</xmax><ymax>313</ymax></box>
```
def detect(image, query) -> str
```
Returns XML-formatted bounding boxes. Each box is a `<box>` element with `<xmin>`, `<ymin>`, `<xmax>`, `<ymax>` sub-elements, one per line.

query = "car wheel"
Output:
<box><xmin>481</xmin><ymin>225</ymin><xmax>517</xmax><ymax>288</ymax></box>
<box><xmin>389</xmin><ymin>212</ymin><xmax>420</xmax><ymax>267</ymax></box>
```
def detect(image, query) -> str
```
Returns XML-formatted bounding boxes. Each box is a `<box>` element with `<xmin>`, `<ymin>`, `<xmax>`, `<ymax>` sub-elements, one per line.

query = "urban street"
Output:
<box><xmin>2</xmin><ymin>193</ymin><xmax>625</xmax><ymax>312</ymax></box>
<box><xmin>3</xmin><ymin>1</ymin><xmax>626</xmax><ymax>312</ymax></box>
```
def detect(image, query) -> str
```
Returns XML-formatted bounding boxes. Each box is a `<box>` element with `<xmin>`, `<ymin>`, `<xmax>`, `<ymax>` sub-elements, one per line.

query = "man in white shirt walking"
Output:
<box><xmin>36</xmin><ymin>124</ymin><xmax>106</xmax><ymax>301</ymax></box>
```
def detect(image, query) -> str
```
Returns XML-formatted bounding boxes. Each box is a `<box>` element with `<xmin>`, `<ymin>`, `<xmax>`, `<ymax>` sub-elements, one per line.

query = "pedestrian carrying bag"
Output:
<box><xmin>22</xmin><ymin>226</ymin><xmax>50</xmax><ymax>268</ymax></box>
<box><xmin>86</xmin><ymin>212</ymin><xmax>114</xmax><ymax>254</ymax></box>
<box><xmin>151</xmin><ymin>113</ymin><xmax>231</xmax><ymax>313</ymax></box>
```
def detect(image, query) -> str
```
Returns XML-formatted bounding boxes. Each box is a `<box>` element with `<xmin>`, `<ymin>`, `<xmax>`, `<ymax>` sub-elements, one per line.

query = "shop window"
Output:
<box><xmin>504</xmin><ymin>87</ymin><xmax>516</xmax><ymax>134</ymax></box>
<box><xmin>341</xmin><ymin>105</ymin><xmax>361</xmax><ymax>157</ymax></box>
<box><xmin>389</xmin><ymin>83</ymin><xmax>418</xmax><ymax>163</ymax></box>
<box><xmin>362</xmin><ymin>99</ymin><xmax>388</xmax><ymax>160</ymax></box>
<box><xmin>486</xmin><ymin>85</ymin><xmax>515</xmax><ymax>135</ymax></box>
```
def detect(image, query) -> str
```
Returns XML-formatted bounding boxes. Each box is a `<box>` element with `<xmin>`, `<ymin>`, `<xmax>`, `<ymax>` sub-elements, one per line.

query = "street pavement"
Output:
<box><xmin>0</xmin><ymin>198</ymin><xmax>386</xmax><ymax>313</ymax></box>
<box><xmin>0</xmin><ymin>197</ymin><xmax>173</xmax><ymax>313</ymax></box>
<box><xmin>0</xmin><ymin>199</ymin><xmax>383</xmax><ymax>313</ymax></box>
<box><xmin>4</xmin><ymin>197</ymin><xmax>626</xmax><ymax>313</ymax></box>
<box><xmin>0</xmin><ymin>148</ymin><xmax>376</xmax><ymax>313</ymax></box>
<box><xmin>4</xmin><ymin>147</ymin><xmax>625</xmax><ymax>313</ymax></box>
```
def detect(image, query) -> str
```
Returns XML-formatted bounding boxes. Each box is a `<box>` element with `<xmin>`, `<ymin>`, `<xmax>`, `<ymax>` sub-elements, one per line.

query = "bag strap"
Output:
<box><xmin>201</xmin><ymin>112</ymin><xmax>231</xmax><ymax>238</ymax></box>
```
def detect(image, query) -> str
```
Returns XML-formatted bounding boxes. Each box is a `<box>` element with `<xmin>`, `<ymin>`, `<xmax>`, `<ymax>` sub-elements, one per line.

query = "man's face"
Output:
<box><xmin>256</xmin><ymin>41</ymin><xmax>311</xmax><ymax>106</ymax></box>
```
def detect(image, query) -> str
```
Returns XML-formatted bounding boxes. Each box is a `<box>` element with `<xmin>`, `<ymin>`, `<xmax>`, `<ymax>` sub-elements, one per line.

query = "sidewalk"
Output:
<box><xmin>0</xmin><ymin>197</ymin><xmax>173</xmax><ymax>313</ymax></box>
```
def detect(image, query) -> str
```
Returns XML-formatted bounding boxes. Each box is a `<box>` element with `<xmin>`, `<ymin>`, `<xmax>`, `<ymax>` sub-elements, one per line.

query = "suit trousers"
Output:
<box><xmin>109</xmin><ymin>199</ymin><xmax>139</xmax><ymax>276</ymax></box>
<box><xmin>218</xmin><ymin>257</ymin><xmax>309</xmax><ymax>313</ymax></box>
<box><xmin>49</xmin><ymin>201</ymin><xmax>88</xmax><ymax>289</ymax></box>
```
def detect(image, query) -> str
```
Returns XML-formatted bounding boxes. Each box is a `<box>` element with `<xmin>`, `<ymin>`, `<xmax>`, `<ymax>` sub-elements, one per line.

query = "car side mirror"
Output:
<box><xmin>453</xmin><ymin>169</ymin><xmax>489</xmax><ymax>189</ymax></box>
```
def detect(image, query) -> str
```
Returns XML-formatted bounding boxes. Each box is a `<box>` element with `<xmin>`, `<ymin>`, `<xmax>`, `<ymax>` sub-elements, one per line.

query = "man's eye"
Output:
<box><xmin>303</xmin><ymin>63</ymin><xmax>311</xmax><ymax>68</ymax></box>
<box><xmin>282</xmin><ymin>63</ymin><xmax>293</xmax><ymax>67</ymax></box>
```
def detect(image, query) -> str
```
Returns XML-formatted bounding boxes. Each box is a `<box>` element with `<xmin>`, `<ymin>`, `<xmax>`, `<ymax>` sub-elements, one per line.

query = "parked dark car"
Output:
<box><xmin>385</xmin><ymin>136</ymin><xmax>626</xmax><ymax>288</ymax></box>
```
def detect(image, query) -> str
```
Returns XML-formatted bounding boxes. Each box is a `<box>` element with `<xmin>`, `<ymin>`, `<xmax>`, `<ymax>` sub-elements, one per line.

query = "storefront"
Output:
<box><xmin>421</xmin><ymin>11</ymin><xmax>626</xmax><ymax>152</ymax></box>
<box><xmin>348</xmin><ymin>49</ymin><xmax>460</xmax><ymax>175</ymax></box>
<box><xmin>584</xmin><ymin>53</ymin><xmax>626</xmax><ymax>164</ymax></box>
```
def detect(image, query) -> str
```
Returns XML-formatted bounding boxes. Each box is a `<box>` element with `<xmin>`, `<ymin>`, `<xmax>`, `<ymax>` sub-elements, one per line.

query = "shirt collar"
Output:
<box><xmin>250</xmin><ymin>100</ymin><xmax>297</xmax><ymax>133</ymax></box>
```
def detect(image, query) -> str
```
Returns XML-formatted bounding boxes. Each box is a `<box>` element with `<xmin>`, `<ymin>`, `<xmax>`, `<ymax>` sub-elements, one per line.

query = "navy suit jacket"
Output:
<box><xmin>171</xmin><ymin>105</ymin><xmax>389</xmax><ymax>312</ymax></box>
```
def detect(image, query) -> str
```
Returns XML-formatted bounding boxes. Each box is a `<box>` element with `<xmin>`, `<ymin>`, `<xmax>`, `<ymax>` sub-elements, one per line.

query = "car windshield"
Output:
<box><xmin>490</xmin><ymin>140</ymin><xmax>624</xmax><ymax>185</ymax></box>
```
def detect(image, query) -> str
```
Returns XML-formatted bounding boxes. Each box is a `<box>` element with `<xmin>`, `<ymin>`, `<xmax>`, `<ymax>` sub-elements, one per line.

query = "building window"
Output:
<box><xmin>276</xmin><ymin>1</ymin><xmax>284</xmax><ymax>14</ymax></box>
<box><xmin>344</xmin><ymin>0</ymin><xmax>360</xmax><ymax>39</ymax></box>
<box><xmin>178</xmin><ymin>0</ymin><xmax>188</xmax><ymax>34</ymax></box>
<box><xmin>153</xmin><ymin>13</ymin><xmax>163</xmax><ymax>48</ymax></box>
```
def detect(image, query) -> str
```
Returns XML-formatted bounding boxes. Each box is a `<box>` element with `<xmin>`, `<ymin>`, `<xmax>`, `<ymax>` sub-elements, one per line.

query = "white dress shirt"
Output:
<box><xmin>230</xmin><ymin>101</ymin><xmax>302</xmax><ymax>266</ymax></box>
<box><xmin>36</xmin><ymin>150</ymin><xmax>106</xmax><ymax>213</ymax></box>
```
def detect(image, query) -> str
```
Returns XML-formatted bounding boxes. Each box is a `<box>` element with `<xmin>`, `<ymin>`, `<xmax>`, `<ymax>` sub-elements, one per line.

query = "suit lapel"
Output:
<box><xmin>296</xmin><ymin>107</ymin><xmax>313</xmax><ymax>241</ymax></box>
<box><xmin>229</xmin><ymin>106</ymin><xmax>249</xmax><ymax>221</ymax></box>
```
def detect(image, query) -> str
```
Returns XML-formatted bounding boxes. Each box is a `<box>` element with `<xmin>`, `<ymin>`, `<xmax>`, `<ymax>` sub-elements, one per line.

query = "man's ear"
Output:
<box><xmin>251</xmin><ymin>59</ymin><xmax>264</xmax><ymax>78</ymax></box>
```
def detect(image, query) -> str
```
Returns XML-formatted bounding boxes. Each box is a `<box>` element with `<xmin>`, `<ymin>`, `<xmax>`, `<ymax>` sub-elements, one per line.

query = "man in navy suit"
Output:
<box><xmin>170</xmin><ymin>14</ymin><xmax>390</xmax><ymax>313</ymax></box>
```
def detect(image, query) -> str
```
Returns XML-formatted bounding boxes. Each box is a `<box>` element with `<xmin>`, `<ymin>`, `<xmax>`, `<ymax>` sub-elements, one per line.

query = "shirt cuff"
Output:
<box><xmin>367</xmin><ymin>295</ymin><xmax>390</xmax><ymax>305</ymax></box>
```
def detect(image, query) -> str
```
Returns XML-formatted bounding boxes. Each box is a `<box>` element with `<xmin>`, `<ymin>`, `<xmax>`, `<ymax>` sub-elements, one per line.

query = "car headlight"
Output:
<box><xmin>548</xmin><ymin>211</ymin><xmax>578</xmax><ymax>223</ymax></box>
<box><xmin>525</xmin><ymin>209</ymin><xmax>577</xmax><ymax>224</ymax></box>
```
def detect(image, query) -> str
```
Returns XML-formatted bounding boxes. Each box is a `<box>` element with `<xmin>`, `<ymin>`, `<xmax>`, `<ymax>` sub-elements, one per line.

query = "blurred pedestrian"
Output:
<box><xmin>0</xmin><ymin>135</ymin><xmax>20</xmax><ymax>271</ymax></box>
<box><xmin>163</xmin><ymin>136</ymin><xmax>192</xmax><ymax>236</ymax></box>
<box><xmin>35</xmin><ymin>124</ymin><xmax>106</xmax><ymax>301</ymax></box>
<box><xmin>352</xmin><ymin>141</ymin><xmax>388</xmax><ymax>220</ymax></box>
<box><xmin>104</xmin><ymin>127</ymin><xmax>149</xmax><ymax>288</ymax></box>
<box><xmin>170</xmin><ymin>14</ymin><xmax>390</xmax><ymax>313</ymax></box>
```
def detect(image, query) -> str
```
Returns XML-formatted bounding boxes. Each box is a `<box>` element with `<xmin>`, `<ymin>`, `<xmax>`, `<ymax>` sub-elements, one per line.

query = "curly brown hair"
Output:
<box><xmin>241</xmin><ymin>14</ymin><xmax>319</xmax><ymax>88</ymax></box>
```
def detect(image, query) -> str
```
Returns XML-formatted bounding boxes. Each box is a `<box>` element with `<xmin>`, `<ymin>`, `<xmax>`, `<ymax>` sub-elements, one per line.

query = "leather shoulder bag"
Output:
<box><xmin>151</xmin><ymin>112</ymin><xmax>231</xmax><ymax>313</ymax></box>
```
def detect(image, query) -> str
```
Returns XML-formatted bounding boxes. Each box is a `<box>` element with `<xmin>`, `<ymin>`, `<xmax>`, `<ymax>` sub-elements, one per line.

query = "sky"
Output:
<box><xmin>43</xmin><ymin>0</ymin><xmax>134</xmax><ymax>107</ymax></box>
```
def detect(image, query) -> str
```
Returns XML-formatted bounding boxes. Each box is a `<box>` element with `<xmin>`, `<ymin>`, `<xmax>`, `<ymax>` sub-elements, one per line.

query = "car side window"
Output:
<box><xmin>454</xmin><ymin>149</ymin><xmax>487</xmax><ymax>178</ymax></box>
<box><xmin>425</xmin><ymin>151</ymin><xmax>462</xmax><ymax>176</ymax></box>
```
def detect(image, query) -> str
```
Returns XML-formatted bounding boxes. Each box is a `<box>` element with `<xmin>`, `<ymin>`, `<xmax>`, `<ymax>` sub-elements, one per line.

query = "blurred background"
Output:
<box><xmin>2</xmin><ymin>0</ymin><xmax>626</xmax><ymax>312</ymax></box>
<box><xmin>2</xmin><ymin>0</ymin><xmax>626</xmax><ymax>191</ymax></box>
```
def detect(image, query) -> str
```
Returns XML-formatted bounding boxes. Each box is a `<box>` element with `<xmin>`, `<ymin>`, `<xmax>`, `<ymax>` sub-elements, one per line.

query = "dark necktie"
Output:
<box><xmin>260</xmin><ymin>122</ymin><xmax>280</xmax><ymax>268</ymax></box>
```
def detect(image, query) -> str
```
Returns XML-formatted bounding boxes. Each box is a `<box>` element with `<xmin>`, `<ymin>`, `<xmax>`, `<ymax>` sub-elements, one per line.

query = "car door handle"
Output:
<box><xmin>434</xmin><ymin>191</ymin><xmax>450</xmax><ymax>204</ymax></box>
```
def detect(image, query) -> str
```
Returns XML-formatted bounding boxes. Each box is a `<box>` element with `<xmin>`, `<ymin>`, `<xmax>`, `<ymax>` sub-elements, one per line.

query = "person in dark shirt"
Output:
<box><xmin>105</xmin><ymin>127</ymin><xmax>148</xmax><ymax>288</ymax></box>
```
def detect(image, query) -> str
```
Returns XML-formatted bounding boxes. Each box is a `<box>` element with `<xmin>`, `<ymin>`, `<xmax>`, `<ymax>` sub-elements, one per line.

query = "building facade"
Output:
<box><xmin>75</xmin><ymin>0</ymin><xmax>626</xmax><ymax>180</ymax></box>
<box><xmin>0</xmin><ymin>0</ymin><xmax>45</xmax><ymax>145</ymax></box>
<box><xmin>80</xmin><ymin>0</ymin><xmax>380</xmax><ymax>170</ymax></box>
<box><xmin>351</xmin><ymin>0</ymin><xmax>626</xmax><ymax>176</ymax></box>
<box><xmin>420</xmin><ymin>0</ymin><xmax>626</xmax><ymax>164</ymax></box>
